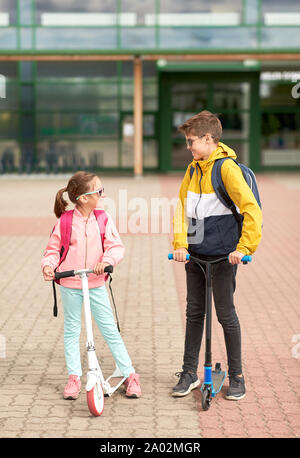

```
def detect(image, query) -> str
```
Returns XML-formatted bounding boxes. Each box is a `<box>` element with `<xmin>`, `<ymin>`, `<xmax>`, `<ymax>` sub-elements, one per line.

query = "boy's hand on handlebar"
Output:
<box><xmin>43</xmin><ymin>266</ymin><xmax>54</xmax><ymax>281</ymax></box>
<box><xmin>228</xmin><ymin>250</ymin><xmax>245</xmax><ymax>265</ymax></box>
<box><xmin>94</xmin><ymin>262</ymin><xmax>110</xmax><ymax>275</ymax></box>
<box><xmin>173</xmin><ymin>248</ymin><xmax>189</xmax><ymax>263</ymax></box>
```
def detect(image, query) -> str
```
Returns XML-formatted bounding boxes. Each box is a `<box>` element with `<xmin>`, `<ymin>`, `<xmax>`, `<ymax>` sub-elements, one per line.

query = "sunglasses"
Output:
<box><xmin>76</xmin><ymin>187</ymin><xmax>104</xmax><ymax>201</ymax></box>
<box><xmin>186</xmin><ymin>135</ymin><xmax>205</xmax><ymax>148</ymax></box>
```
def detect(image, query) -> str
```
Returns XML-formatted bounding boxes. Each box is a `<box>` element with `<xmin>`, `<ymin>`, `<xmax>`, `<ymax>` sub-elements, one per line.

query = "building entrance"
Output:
<box><xmin>159</xmin><ymin>70</ymin><xmax>260</xmax><ymax>171</ymax></box>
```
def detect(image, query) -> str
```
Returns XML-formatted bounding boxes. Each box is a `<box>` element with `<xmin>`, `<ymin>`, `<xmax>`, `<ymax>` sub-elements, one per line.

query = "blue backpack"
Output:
<box><xmin>190</xmin><ymin>157</ymin><xmax>262</xmax><ymax>235</ymax></box>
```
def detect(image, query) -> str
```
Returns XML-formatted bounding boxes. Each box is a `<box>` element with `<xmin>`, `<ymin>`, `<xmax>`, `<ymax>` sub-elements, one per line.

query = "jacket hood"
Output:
<box><xmin>191</xmin><ymin>142</ymin><xmax>237</xmax><ymax>170</ymax></box>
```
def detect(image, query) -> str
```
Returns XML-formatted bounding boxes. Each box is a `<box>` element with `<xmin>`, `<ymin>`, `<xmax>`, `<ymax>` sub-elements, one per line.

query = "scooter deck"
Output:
<box><xmin>211</xmin><ymin>370</ymin><xmax>226</xmax><ymax>394</ymax></box>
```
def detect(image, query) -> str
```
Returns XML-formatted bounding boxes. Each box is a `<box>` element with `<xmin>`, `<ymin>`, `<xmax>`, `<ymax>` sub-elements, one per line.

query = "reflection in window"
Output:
<box><xmin>0</xmin><ymin>0</ymin><xmax>17</xmax><ymax>24</ymax></box>
<box><xmin>213</xmin><ymin>83</ymin><xmax>250</xmax><ymax>110</ymax></box>
<box><xmin>36</xmin><ymin>140</ymin><xmax>119</xmax><ymax>172</ymax></box>
<box><xmin>35</xmin><ymin>0</ymin><xmax>116</xmax><ymax>25</ymax></box>
<box><xmin>121</xmin><ymin>0</ymin><xmax>155</xmax><ymax>25</ymax></box>
<box><xmin>262</xmin><ymin>113</ymin><xmax>300</xmax><ymax>166</ymax></box>
<box><xmin>160</xmin><ymin>27</ymin><xmax>257</xmax><ymax>49</ymax></box>
<box><xmin>0</xmin><ymin>141</ymin><xmax>20</xmax><ymax>173</ymax></box>
<box><xmin>36</xmin><ymin>83</ymin><xmax>119</xmax><ymax>111</ymax></box>
<box><xmin>260</xmin><ymin>82</ymin><xmax>300</xmax><ymax>108</ymax></box>
<box><xmin>262</xmin><ymin>0</ymin><xmax>300</xmax><ymax>25</ymax></box>
<box><xmin>35</xmin><ymin>28</ymin><xmax>117</xmax><ymax>50</ymax></box>
<box><xmin>261</xmin><ymin>28</ymin><xmax>300</xmax><ymax>48</ymax></box>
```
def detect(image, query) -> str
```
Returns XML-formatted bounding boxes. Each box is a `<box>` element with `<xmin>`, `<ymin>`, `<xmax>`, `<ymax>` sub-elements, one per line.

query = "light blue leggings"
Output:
<box><xmin>60</xmin><ymin>285</ymin><xmax>135</xmax><ymax>378</ymax></box>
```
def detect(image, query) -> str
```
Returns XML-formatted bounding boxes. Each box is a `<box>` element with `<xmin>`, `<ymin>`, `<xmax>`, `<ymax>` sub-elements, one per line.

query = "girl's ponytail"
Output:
<box><xmin>54</xmin><ymin>187</ymin><xmax>68</xmax><ymax>218</ymax></box>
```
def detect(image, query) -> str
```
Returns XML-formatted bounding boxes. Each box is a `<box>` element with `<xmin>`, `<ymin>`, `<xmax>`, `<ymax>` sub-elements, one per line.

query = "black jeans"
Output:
<box><xmin>183</xmin><ymin>253</ymin><xmax>242</xmax><ymax>377</ymax></box>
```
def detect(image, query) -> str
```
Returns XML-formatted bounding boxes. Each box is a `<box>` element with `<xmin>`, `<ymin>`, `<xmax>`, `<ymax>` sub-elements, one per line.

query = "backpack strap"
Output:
<box><xmin>52</xmin><ymin>209</ymin><xmax>74</xmax><ymax>317</ymax></box>
<box><xmin>55</xmin><ymin>209</ymin><xmax>74</xmax><ymax>284</ymax></box>
<box><xmin>211</xmin><ymin>158</ymin><xmax>242</xmax><ymax>235</ymax></box>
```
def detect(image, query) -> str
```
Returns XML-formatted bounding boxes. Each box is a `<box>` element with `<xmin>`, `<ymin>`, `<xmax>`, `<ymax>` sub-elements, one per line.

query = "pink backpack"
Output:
<box><xmin>52</xmin><ymin>209</ymin><xmax>108</xmax><ymax>316</ymax></box>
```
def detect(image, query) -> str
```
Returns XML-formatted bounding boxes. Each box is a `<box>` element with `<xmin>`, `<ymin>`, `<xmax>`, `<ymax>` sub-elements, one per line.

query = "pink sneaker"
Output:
<box><xmin>124</xmin><ymin>373</ymin><xmax>141</xmax><ymax>398</ymax></box>
<box><xmin>63</xmin><ymin>375</ymin><xmax>81</xmax><ymax>400</ymax></box>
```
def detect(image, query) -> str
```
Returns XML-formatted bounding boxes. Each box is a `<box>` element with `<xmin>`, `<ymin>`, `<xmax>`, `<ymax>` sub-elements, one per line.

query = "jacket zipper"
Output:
<box><xmin>84</xmin><ymin>219</ymin><xmax>88</xmax><ymax>268</ymax></box>
<box><xmin>194</xmin><ymin>163</ymin><xmax>203</xmax><ymax>220</ymax></box>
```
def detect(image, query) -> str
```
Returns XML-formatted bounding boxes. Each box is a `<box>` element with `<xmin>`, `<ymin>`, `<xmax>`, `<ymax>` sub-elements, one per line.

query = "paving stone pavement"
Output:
<box><xmin>0</xmin><ymin>173</ymin><xmax>299</xmax><ymax>439</ymax></box>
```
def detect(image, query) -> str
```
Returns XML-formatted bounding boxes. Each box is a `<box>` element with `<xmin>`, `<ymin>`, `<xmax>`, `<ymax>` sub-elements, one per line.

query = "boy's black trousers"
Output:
<box><xmin>183</xmin><ymin>252</ymin><xmax>242</xmax><ymax>377</ymax></box>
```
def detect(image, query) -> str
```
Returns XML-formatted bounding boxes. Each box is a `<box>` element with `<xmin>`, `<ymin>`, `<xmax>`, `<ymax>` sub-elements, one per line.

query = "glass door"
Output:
<box><xmin>159</xmin><ymin>71</ymin><xmax>260</xmax><ymax>171</ymax></box>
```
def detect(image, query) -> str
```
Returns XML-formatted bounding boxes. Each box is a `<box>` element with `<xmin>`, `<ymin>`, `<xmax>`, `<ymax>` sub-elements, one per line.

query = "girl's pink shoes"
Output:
<box><xmin>63</xmin><ymin>375</ymin><xmax>81</xmax><ymax>400</ymax></box>
<box><xmin>124</xmin><ymin>373</ymin><xmax>141</xmax><ymax>398</ymax></box>
<box><xmin>63</xmin><ymin>373</ymin><xmax>141</xmax><ymax>400</ymax></box>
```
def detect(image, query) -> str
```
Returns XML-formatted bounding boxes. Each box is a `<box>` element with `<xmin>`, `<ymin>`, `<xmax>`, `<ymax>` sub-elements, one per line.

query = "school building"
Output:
<box><xmin>0</xmin><ymin>0</ymin><xmax>300</xmax><ymax>175</ymax></box>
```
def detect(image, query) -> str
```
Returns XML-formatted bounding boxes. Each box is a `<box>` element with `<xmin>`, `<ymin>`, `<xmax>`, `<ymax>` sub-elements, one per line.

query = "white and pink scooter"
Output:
<box><xmin>55</xmin><ymin>266</ymin><xmax>126</xmax><ymax>416</ymax></box>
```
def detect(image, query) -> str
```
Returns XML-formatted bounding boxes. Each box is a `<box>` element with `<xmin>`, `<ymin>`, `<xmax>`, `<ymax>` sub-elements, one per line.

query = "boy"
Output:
<box><xmin>172</xmin><ymin>110</ymin><xmax>262</xmax><ymax>400</ymax></box>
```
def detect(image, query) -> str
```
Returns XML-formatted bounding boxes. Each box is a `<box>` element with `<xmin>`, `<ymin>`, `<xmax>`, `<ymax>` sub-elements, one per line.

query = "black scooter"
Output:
<box><xmin>168</xmin><ymin>253</ymin><xmax>251</xmax><ymax>410</ymax></box>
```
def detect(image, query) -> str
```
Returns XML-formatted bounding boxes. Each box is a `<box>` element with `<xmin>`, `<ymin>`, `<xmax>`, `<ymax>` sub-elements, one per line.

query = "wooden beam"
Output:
<box><xmin>133</xmin><ymin>56</ymin><xmax>143</xmax><ymax>177</ymax></box>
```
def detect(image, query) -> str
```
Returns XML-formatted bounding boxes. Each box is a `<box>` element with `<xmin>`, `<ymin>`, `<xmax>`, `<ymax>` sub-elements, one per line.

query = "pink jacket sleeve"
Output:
<box><xmin>102</xmin><ymin>213</ymin><xmax>125</xmax><ymax>267</ymax></box>
<box><xmin>41</xmin><ymin>220</ymin><xmax>61</xmax><ymax>271</ymax></box>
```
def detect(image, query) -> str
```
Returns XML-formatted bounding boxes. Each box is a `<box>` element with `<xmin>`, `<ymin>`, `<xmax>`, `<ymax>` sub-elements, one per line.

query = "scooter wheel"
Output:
<box><xmin>201</xmin><ymin>387</ymin><xmax>211</xmax><ymax>411</ymax></box>
<box><xmin>87</xmin><ymin>384</ymin><xmax>104</xmax><ymax>417</ymax></box>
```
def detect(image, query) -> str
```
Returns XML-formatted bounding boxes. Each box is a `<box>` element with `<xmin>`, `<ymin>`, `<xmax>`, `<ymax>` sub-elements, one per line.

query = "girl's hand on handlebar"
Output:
<box><xmin>94</xmin><ymin>262</ymin><xmax>110</xmax><ymax>275</ymax></box>
<box><xmin>43</xmin><ymin>265</ymin><xmax>54</xmax><ymax>281</ymax></box>
<box><xmin>173</xmin><ymin>248</ymin><xmax>189</xmax><ymax>263</ymax></box>
<box><xmin>228</xmin><ymin>250</ymin><xmax>245</xmax><ymax>265</ymax></box>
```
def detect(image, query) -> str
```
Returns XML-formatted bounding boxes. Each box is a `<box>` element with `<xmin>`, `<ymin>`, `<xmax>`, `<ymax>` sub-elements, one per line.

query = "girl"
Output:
<box><xmin>41</xmin><ymin>171</ymin><xmax>141</xmax><ymax>400</ymax></box>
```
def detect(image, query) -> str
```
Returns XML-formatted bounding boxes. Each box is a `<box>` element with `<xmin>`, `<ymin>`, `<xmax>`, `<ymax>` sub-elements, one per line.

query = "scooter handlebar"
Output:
<box><xmin>55</xmin><ymin>265</ymin><xmax>113</xmax><ymax>280</ymax></box>
<box><xmin>168</xmin><ymin>253</ymin><xmax>252</xmax><ymax>263</ymax></box>
<box><xmin>55</xmin><ymin>270</ymin><xmax>75</xmax><ymax>280</ymax></box>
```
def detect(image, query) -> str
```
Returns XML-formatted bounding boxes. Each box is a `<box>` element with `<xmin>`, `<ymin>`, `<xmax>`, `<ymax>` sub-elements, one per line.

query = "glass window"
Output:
<box><xmin>144</xmin><ymin>82</ymin><xmax>158</xmax><ymax>110</ymax></box>
<box><xmin>260</xmin><ymin>82</ymin><xmax>300</xmax><ymax>108</ymax></box>
<box><xmin>244</xmin><ymin>0</ymin><xmax>259</xmax><ymax>25</ymax></box>
<box><xmin>35</xmin><ymin>28</ymin><xmax>117</xmax><ymax>50</ymax></box>
<box><xmin>36</xmin><ymin>113</ymin><xmax>119</xmax><ymax>138</ymax></box>
<box><xmin>0</xmin><ymin>0</ymin><xmax>17</xmax><ymax>25</ymax></box>
<box><xmin>0</xmin><ymin>82</ymin><xmax>18</xmax><ymax>109</ymax></box>
<box><xmin>262</xmin><ymin>112</ymin><xmax>300</xmax><ymax>147</ymax></box>
<box><xmin>19</xmin><ymin>62</ymin><xmax>34</xmax><ymax>82</ymax></box>
<box><xmin>262</xmin><ymin>0</ymin><xmax>300</xmax><ymax>25</ymax></box>
<box><xmin>219</xmin><ymin>113</ymin><xmax>249</xmax><ymax>140</ymax></box>
<box><xmin>36</xmin><ymin>83</ymin><xmax>118</xmax><ymax>111</ymax></box>
<box><xmin>0</xmin><ymin>140</ymin><xmax>20</xmax><ymax>173</ymax></box>
<box><xmin>0</xmin><ymin>112</ymin><xmax>18</xmax><ymax>137</ymax></box>
<box><xmin>172</xmin><ymin>83</ymin><xmax>208</xmax><ymax>111</ymax></box>
<box><xmin>262</xmin><ymin>112</ymin><xmax>300</xmax><ymax>166</ymax></box>
<box><xmin>155</xmin><ymin>0</ymin><xmax>242</xmax><ymax>26</ymax></box>
<box><xmin>143</xmin><ymin>139</ymin><xmax>158</xmax><ymax>167</ymax></box>
<box><xmin>0</xmin><ymin>62</ymin><xmax>17</xmax><ymax>78</ymax></box>
<box><xmin>20</xmin><ymin>28</ymin><xmax>33</xmax><ymax>50</ymax></box>
<box><xmin>159</xmin><ymin>27</ymin><xmax>257</xmax><ymax>49</ymax></box>
<box><xmin>19</xmin><ymin>0</ymin><xmax>33</xmax><ymax>25</ymax></box>
<box><xmin>37</xmin><ymin>61</ymin><xmax>118</xmax><ymax>80</ymax></box>
<box><xmin>21</xmin><ymin>85</ymin><xmax>34</xmax><ymax>111</ymax></box>
<box><xmin>36</xmin><ymin>140</ymin><xmax>119</xmax><ymax>172</ymax></box>
<box><xmin>0</xmin><ymin>29</ymin><xmax>17</xmax><ymax>50</ymax></box>
<box><xmin>35</xmin><ymin>0</ymin><xmax>116</xmax><ymax>25</ymax></box>
<box><xmin>159</xmin><ymin>0</ymin><xmax>242</xmax><ymax>14</ymax></box>
<box><xmin>261</xmin><ymin>28</ymin><xmax>300</xmax><ymax>48</ymax></box>
<box><xmin>213</xmin><ymin>82</ymin><xmax>250</xmax><ymax>110</ymax></box>
<box><xmin>121</xmin><ymin>0</ymin><xmax>155</xmax><ymax>25</ymax></box>
<box><xmin>121</xmin><ymin>28</ymin><xmax>156</xmax><ymax>49</ymax></box>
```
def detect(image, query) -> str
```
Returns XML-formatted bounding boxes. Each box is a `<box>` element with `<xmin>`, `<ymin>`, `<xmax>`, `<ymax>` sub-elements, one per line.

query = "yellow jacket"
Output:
<box><xmin>173</xmin><ymin>142</ymin><xmax>262</xmax><ymax>256</ymax></box>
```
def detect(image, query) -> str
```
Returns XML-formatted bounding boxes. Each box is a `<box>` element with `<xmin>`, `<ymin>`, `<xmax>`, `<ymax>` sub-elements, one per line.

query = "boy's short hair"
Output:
<box><xmin>178</xmin><ymin>110</ymin><xmax>222</xmax><ymax>144</ymax></box>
